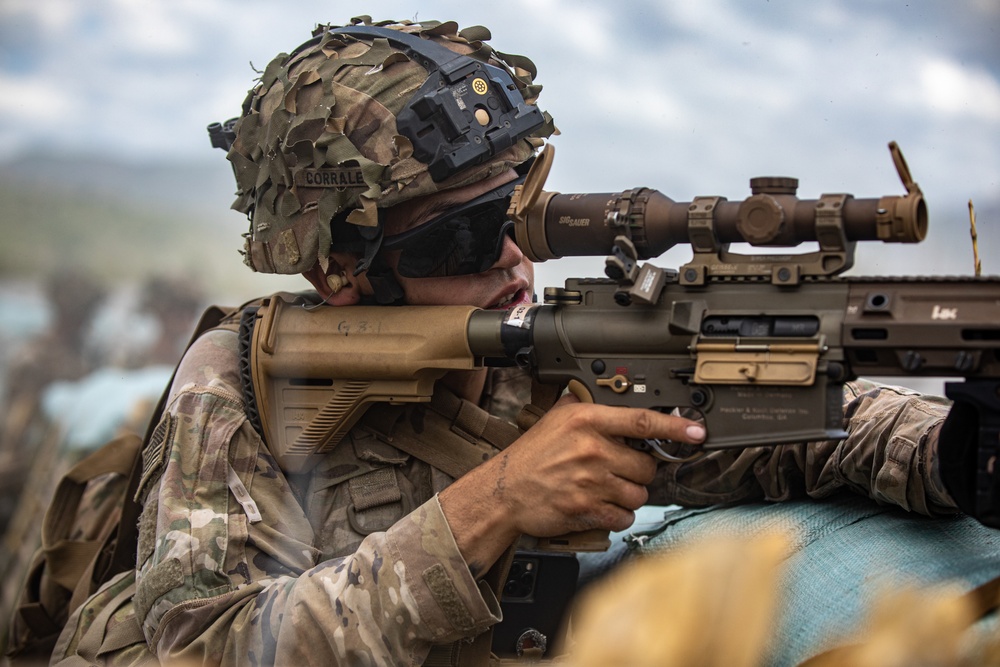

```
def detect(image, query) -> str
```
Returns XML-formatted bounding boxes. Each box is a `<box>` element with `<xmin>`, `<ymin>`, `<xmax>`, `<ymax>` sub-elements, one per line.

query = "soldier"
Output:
<box><xmin>49</xmin><ymin>17</ymin><xmax>966</xmax><ymax>666</ymax></box>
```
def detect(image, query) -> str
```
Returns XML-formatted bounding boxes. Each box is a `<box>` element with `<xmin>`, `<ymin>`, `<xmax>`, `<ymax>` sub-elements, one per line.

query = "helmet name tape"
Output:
<box><xmin>295</xmin><ymin>168</ymin><xmax>368</xmax><ymax>188</ymax></box>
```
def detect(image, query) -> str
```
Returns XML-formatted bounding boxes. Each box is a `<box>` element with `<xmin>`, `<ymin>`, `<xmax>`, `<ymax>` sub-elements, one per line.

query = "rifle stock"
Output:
<box><xmin>250</xmin><ymin>297</ymin><xmax>481</xmax><ymax>473</ymax></box>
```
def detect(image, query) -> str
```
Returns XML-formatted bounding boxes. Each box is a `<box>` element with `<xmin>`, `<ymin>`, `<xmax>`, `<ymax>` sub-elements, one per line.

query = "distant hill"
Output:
<box><xmin>0</xmin><ymin>153</ymin><xmax>302</xmax><ymax>301</ymax></box>
<box><xmin>0</xmin><ymin>153</ymin><xmax>235</xmax><ymax>212</ymax></box>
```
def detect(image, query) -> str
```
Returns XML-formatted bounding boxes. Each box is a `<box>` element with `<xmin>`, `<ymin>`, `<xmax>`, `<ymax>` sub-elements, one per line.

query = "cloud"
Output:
<box><xmin>919</xmin><ymin>58</ymin><xmax>1000</xmax><ymax>120</ymax></box>
<box><xmin>506</xmin><ymin>0</ymin><xmax>616</xmax><ymax>59</ymax></box>
<box><xmin>0</xmin><ymin>0</ymin><xmax>81</xmax><ymax>34</ymax></box>
<box><xmin>103</xmin><ymin>0</ymin><xmax>202</xmax><ymax>57</ymax></box>
<box><xmin>0</xmin><ymin>74</ymin><xmax>71</xmax><ymax>121</ymax></box>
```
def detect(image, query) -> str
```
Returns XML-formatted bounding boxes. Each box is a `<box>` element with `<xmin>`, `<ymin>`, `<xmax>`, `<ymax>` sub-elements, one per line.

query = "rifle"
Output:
<box><xmin>244</xmin><ymin>143</ymin><xmax>1000</xmax><ymax>534</ymax></box>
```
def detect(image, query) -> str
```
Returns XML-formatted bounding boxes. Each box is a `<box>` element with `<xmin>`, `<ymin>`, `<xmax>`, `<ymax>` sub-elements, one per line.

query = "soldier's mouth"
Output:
<box><xmin>488</xmin><ymin>289</ymin><xmax>528</xmax><ymax>310</ymax></box>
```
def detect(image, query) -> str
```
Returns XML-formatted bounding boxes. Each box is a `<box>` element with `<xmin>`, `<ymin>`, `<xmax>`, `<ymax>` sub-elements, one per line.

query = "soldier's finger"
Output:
<box><xmin>590</xmin><ymin>405</ymin><xmax>706</xmax><ymax>444</ymax></box>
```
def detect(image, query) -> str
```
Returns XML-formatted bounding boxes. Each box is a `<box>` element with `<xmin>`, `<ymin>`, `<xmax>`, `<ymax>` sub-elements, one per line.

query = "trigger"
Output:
<box><xmin>567</xmin><ymin>379</ymin><xmax>594</xmax><ymax>403</ymax></box>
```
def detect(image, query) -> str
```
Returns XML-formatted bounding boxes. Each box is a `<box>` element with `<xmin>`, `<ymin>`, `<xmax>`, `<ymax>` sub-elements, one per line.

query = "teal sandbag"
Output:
<box><xmin>625</xmin><ymin>494</ymin><xmax>1000</xmax><ymax>666</ymax></box>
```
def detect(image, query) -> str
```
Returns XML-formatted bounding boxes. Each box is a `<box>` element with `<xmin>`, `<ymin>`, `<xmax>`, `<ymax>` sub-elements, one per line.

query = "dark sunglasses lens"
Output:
<box><xmin>394</xmin><ymin>207</ymin><xmax>511</xmax><ymax>278</ymax></box>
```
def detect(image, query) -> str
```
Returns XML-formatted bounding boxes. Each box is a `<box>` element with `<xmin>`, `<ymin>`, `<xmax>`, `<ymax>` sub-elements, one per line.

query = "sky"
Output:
<box><xmin>0</xmin><ymin>0</ymin><xmax>998</xmax><ymax>286</ymax></box>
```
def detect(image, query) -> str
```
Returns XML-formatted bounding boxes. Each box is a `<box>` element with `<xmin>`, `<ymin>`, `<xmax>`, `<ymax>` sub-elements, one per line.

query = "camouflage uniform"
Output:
<box><xmin>48</xmin><ymin>313</ymin><xmax>954</xmax><ymax>666</ymax></box>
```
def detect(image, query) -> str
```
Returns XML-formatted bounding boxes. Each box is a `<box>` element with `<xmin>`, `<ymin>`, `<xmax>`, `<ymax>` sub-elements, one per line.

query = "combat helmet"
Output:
<box><xmin>209</xmin><ymin>16</ymin><xmax>556</xmax><ymax>300</ymax></box>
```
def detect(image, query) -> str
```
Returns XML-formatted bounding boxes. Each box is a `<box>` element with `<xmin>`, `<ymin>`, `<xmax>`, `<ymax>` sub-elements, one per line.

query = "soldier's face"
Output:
<box><xmin>336</xmin><ymin>169</ymin><xmax>535</xmax><ymax>310</ymax></box>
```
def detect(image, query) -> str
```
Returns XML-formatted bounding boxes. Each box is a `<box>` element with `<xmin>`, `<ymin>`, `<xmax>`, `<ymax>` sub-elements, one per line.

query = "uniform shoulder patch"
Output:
<box><xmin>135</xmin><ymin>413</ymin><xmax>174</xmax><ymax>503</ymax></box>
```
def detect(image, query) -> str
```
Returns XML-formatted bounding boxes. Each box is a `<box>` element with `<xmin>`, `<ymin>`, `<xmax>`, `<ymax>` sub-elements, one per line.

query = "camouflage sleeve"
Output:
<box><xmin>133</xmin><ymin>329</ymin><xmax>499</xmax><ymax>666</ymax></box>
<box><xmin>649</xmin><ymin>379</ymin><xmax>956</xmax><ymax>516</ymax></box>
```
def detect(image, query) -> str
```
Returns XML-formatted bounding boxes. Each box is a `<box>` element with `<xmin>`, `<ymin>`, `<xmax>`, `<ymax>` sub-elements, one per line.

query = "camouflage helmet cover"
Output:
<box><xmin>227</xmin><ymin>16</ymin><xmax>556</xmax><ymax>274</ymax></box>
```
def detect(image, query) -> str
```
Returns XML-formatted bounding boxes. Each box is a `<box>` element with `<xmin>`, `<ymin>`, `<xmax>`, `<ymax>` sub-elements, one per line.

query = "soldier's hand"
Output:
<box><xmin>439</xmin><ymin>396</ymin><xmax>705</xmax><ymax>574</ymax></box>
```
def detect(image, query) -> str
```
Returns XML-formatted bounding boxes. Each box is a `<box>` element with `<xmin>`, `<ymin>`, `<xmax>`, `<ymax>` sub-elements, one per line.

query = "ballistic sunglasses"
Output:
<box><xmin>381</xmin><ymin>174</ymin><xmax>525</xmax><ymax>279</ymax></box>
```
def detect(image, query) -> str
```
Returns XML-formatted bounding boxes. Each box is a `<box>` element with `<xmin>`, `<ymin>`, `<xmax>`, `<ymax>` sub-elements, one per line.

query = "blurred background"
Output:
<box><xmin>0</xmin><ymin>0</ymin><xmax>997</xmax><ymax>426</ymax></box>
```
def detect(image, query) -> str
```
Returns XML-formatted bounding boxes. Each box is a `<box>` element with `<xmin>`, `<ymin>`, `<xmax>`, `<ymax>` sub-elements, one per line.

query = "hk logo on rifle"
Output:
<box><xmin>931</xmin><ymin>305</ymin><xmax>959</xmax><ymax>320</ymax></box>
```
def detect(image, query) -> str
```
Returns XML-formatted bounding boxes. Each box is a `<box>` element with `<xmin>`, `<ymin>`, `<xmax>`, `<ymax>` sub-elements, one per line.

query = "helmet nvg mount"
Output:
<box><xmin>208</xmin><ymin>18</ymin><xmax>555</xmax><ymax>279</ymax></box>
<box><xmin>333</xmin><ymin>25</ymin><xmax>544</xmax><ymax>183</ymax></box>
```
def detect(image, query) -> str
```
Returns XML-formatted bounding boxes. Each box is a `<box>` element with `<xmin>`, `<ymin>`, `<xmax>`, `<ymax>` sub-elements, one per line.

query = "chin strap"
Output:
<box><xmin>349</xmin><ymin>210</ymin><xmax>406</xmax><ymax>306</ymax></box>
<box><xmin>364</xmin><ymin>254</ymin><xmax>406</xmax><ymax>305</ymax></box>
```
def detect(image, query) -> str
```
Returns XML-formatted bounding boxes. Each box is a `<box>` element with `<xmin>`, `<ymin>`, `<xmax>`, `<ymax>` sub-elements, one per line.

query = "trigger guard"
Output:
<box><xmin>643</xmin><ymin>438</ymin><xmax>704</xmax><ymax>464</ymax></box>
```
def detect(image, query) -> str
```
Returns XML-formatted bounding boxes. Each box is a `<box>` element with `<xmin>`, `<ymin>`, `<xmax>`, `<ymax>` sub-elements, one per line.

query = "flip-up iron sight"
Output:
<box><xmin>508</xmin><ymin>142</ymin><xmax>926</xmax><ymax>303</ymax></box>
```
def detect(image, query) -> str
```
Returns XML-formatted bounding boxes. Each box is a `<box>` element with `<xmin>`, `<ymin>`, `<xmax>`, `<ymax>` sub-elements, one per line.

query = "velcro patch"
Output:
<box><xmin>133</xmin><ymin>557</ymin><xmax>184</xmax><ymax>623</ymax></box>
<box><xmin>137</xmin><ymin>496</ymin><xmax>159</xmax><ymax>566</ymax></box>
<box><xmin>423</xmin><ymin>563</ymin><xmax>475</xmax><ymax>633</ymax></box>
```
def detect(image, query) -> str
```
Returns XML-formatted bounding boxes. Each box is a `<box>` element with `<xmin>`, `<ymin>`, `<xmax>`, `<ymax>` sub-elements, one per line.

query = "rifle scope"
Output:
<box><xmin>510</xmin><ymin>142</ymin><xmax>926</xmax><ymax>262</ymax></box>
